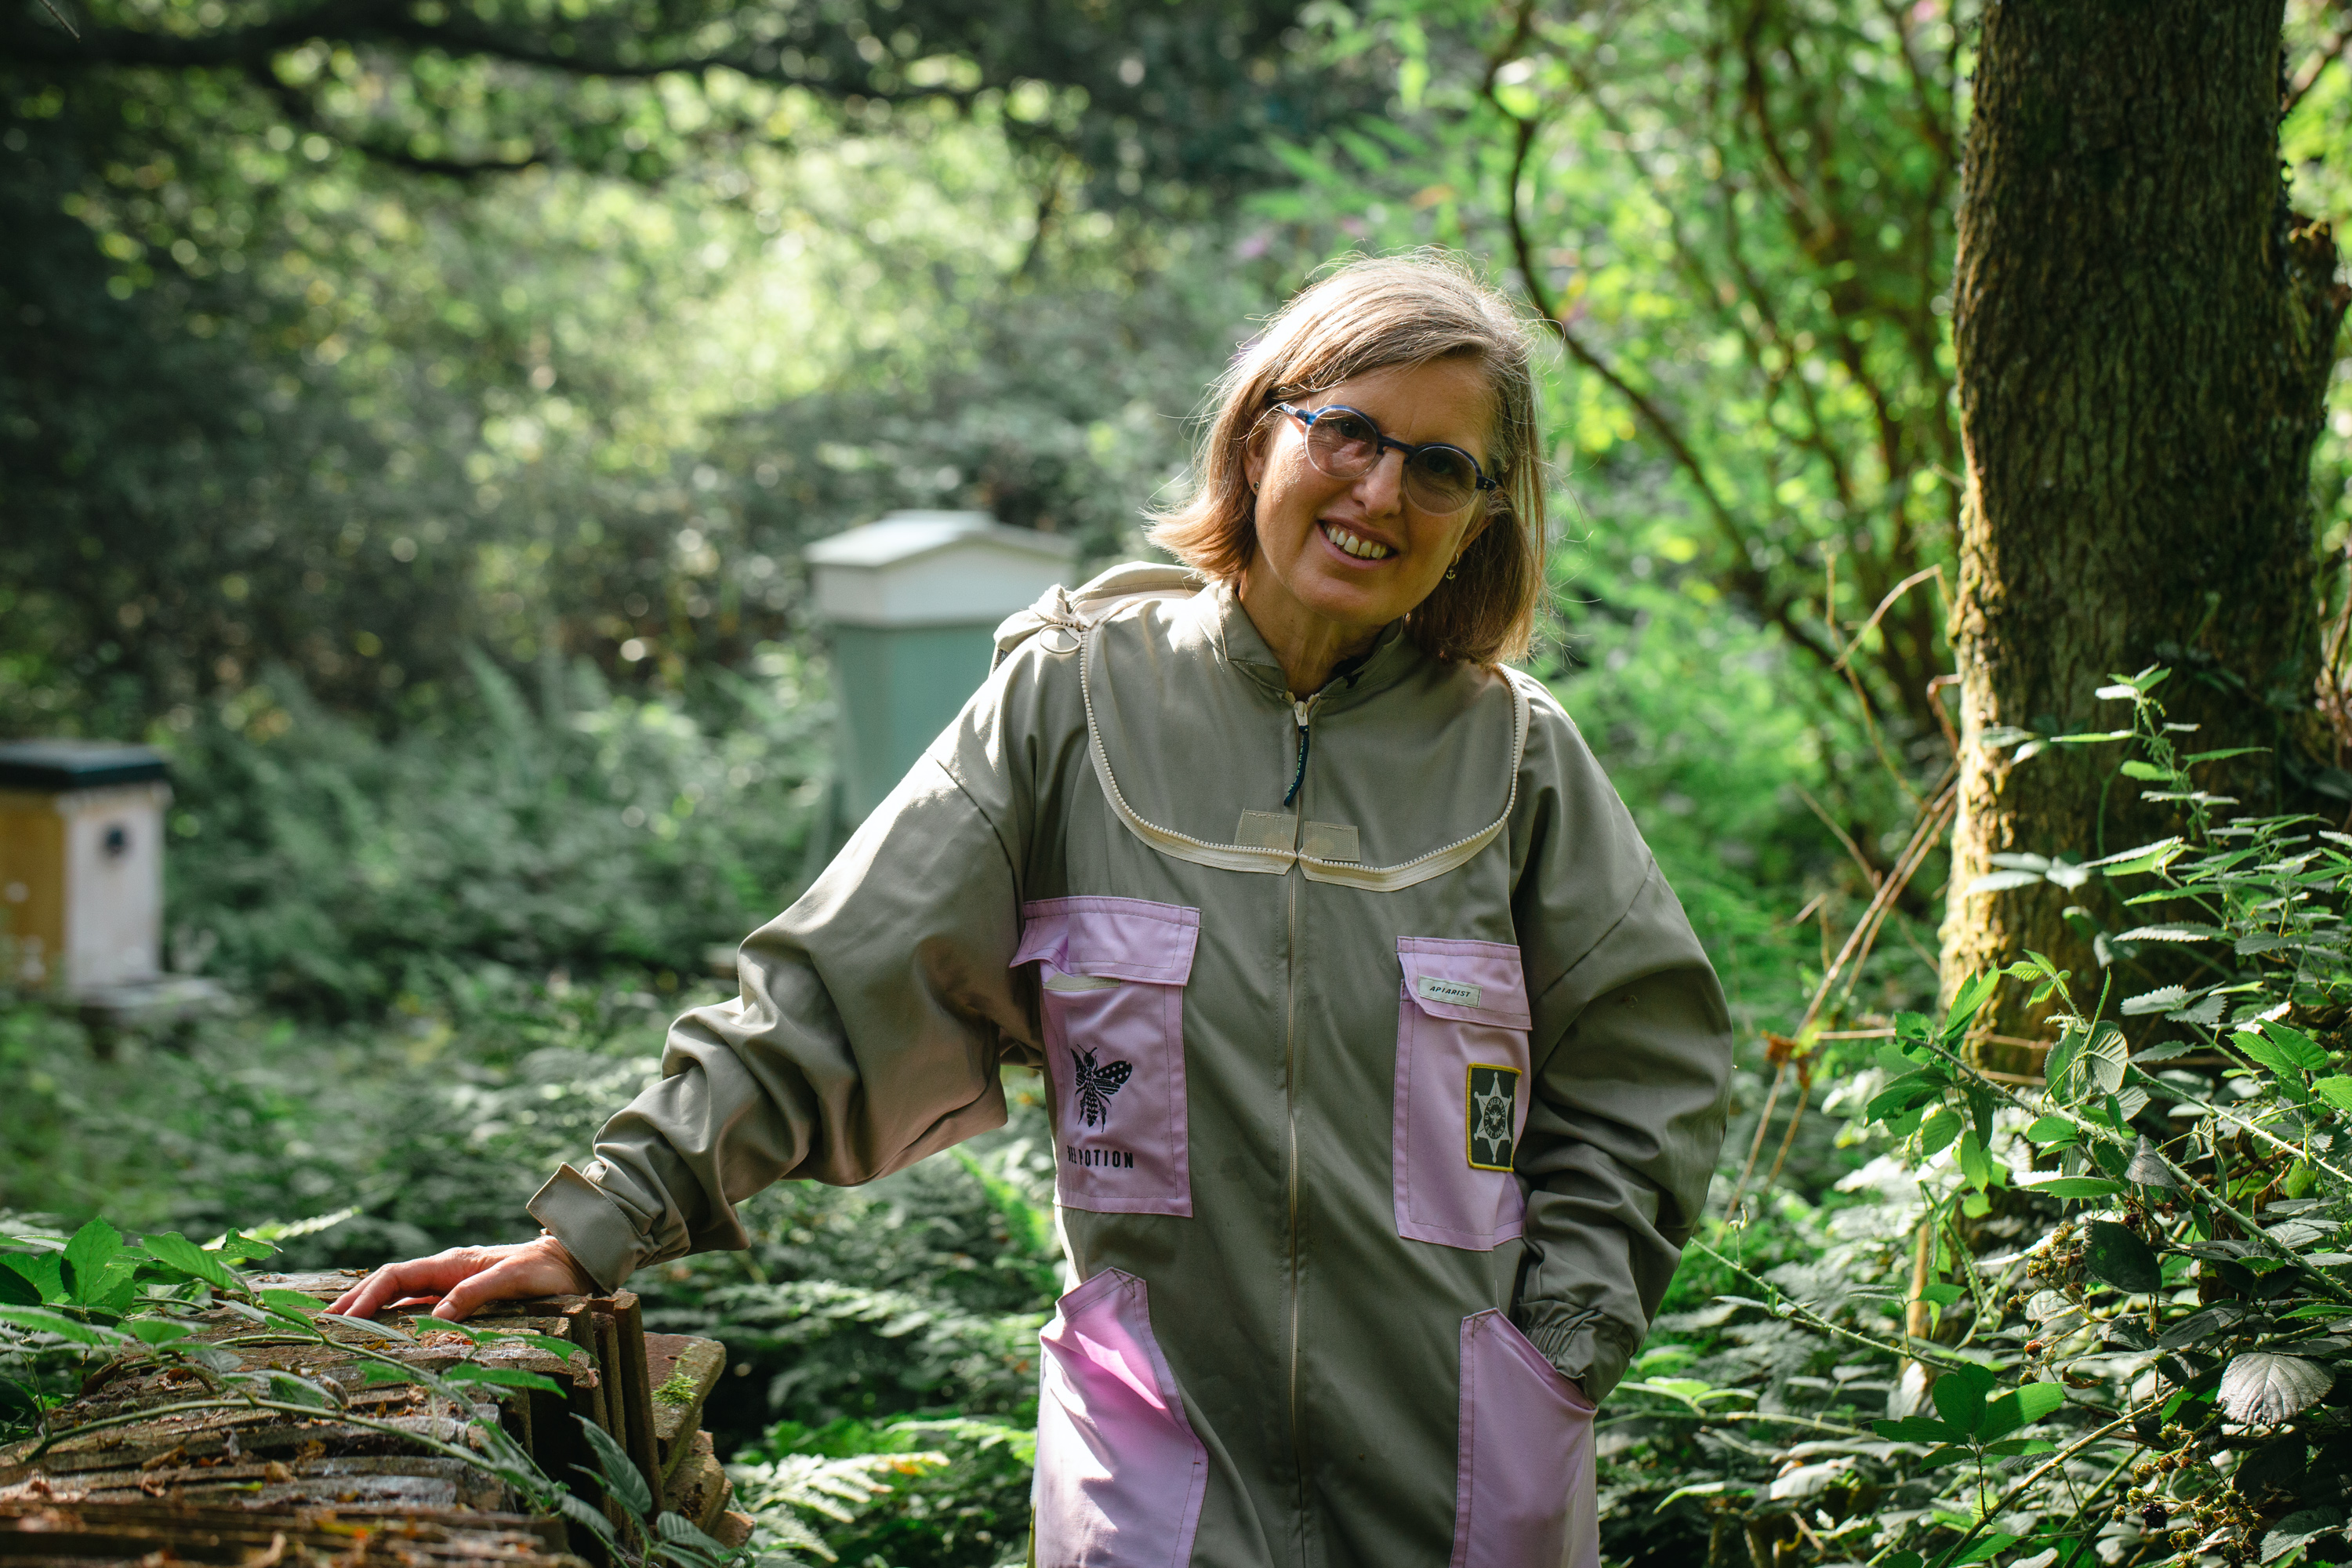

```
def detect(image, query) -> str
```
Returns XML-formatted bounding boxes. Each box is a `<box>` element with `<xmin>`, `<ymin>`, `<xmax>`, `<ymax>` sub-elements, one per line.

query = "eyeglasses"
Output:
<box><xmin>1275</xmin><ymin>402</ymin><xmax>1501</xmax><ymax>514</ymax></box>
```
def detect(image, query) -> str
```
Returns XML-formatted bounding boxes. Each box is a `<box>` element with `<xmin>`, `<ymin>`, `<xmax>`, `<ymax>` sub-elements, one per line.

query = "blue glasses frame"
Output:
<box><xmin>1275</xmin><ymin>402</ymin><xmax>1501</xmax><ymax>510</ymax></box>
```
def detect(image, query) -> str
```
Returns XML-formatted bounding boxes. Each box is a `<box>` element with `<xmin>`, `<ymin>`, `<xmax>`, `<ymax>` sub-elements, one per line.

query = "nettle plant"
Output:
<box><xmin>1663</xmin><ymin>671</ymin><xmax>2352</xmax><ymax>1568</ymax></box>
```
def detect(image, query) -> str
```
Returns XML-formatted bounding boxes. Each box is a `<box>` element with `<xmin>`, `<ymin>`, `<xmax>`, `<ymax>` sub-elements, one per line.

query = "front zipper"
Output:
<box><xmin>1282</xmin><ymin>695</ymin><xmax>1318</xmax><ymax>808</ymax></box>
<box><xmin>1279</xmin><ymin>690</ymin><xmax>1321</xmax><ymax>1534</ymax></box>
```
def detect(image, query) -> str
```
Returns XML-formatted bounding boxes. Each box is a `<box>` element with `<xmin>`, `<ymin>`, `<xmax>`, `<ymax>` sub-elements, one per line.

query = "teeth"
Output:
<box><xmin>1323</xmin><ymin>523</ymin><xmax>1392</xmax><ymax>561</ymax></box>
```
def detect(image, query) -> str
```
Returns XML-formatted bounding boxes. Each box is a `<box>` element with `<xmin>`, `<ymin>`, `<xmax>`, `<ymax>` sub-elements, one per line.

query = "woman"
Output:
<box><xmin>334</xmin><ymin>254</ymin><xmax>1733</xmax><ymax>1568</ymax></box>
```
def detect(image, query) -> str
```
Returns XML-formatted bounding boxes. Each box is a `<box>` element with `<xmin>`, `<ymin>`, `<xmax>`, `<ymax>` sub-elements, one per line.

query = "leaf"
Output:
<box><xmin>2120</xmin><ymin>759</ymin><xmax>2173</xmax><ymax>782</ymax></box>
<box><xmin>2020</xmin><ymin>1175</ymin><xmax>2127</xmax><ymax>1200</ymax></box>
<box><xmin>315</xmin><ymin>1312</ymin><xmax>414</xmax><ymax>1343</ymax></box>
<box><xmin>1942</xmin><ymin>972</ymin><xmax>1998</xmax><ymax>1042</ymax></box>
<box><xmin>2262</xmin><ymin>1022</ymin><xmax>2333</xmax><ymax>1071</ymax></box>
<box><xmin>2315</xmin><ymin>1077</ymin><xmax>2352</xmax><ymax>1116</ymax></box>
<box><xmin>2220</xmin><ymin>1353</ymin><xmax>2334</xmax><ymax>1425</ymax></box>
<box><xmin>123</xmin><ymin>1318</ymin><xmax>194</xmax><ymax>1345</ymax></box>
<box><xmin>0</xmin><ymin>1305</ymin><xmax>118</xmax><ymax>1345</ymax></box>
<box><xmin>2089</xmin><ymin>837</ymin><xmax>2187</xmax><ymax>874</ymax></box>
<box><xmin>1931</xmin><ymin>1363</ymin><xmax>1995</xmax><ymax>1438</ymax></box>
<box><xmin>1965</xmin><ymin>869</ymin><xmax>2045</xmax><ymax>895</ymax></box>
<box><xmin>2125</xmin><ymin>1138</ymin><xmax>2180</xmax><ymax>1188</ymax></box>
<box><xmin>1867</xmin><ymin>1073</ymin><xmax>1949</xmax><ymax>1122</ymax></box>
<box><xmin>1918</xmin><ymin>1106</ymin><xmax>1962</xmax><ymax>1156</ymax></box>
<box><xmin>2122</xmin><ymin>985</ymin><xmax>2190</xmax><ymax>1017</ymax></box>
<box><xmin>263</xmin><ymin>1371</ymin><xmax>340</xmax><ymax>1410</ymax></box>
<box><xmin>2085</xmin><ymin>1221</ymin><xmax>2162</xmax><ymax>1294</ymax></box>
<box><xmin>441</xmin><ymin>1361</ymin><xmax>565</xmax><ymax>1395</ymax></box>
<box><xmin>2084</xmin><ymin>1024</ymin><xmax>2129</xmax><ymax>1094</ymax></box>
<box><xmin>61</xmin><ymin>1220</ymin><xmax>122</xmax><ymax>1305</ymax></box>
<box><xmin>139</xmin><ymin>1232</ymin><xmax>239</xmax><ymax>1292</ymax></box>
<box><xmin>2</xmin><ymin>1252</ymin><xmax>65</xmax><ymax>1305</ymax></box>
<box><xmin>2027</xmin><ymin>1116</ymin><xmax>2078</xmax><ymax>1147</ymax></box>
<box><xmin>1957</xmin><ymin>1130</ymin><xmax>1994</xmax><ymax>1192</ymax></box>
<box><xmin>2118</xmin><ymin>924</ymin><xmax>2225</xmax><ymax>942</ymax></box>
<box><xmin>1951</xmin><ymin>1533</ymin><xmax>2021</xmax><ymax>1564</ymax></box>
<box><xmin>1918</xmin><ymin>1283</ymin><xmax>1965</xmax><ymax>1308</ymax></box>
<box><xmin>1979</xmin><ymin>1383</ymin><xmax>2068</xmax><ymax>1442</ymax></box>
<box><xmin>256</xmin><ymin>1289</ymin><xmax>321</xmax><ymax>1318</ymax></box>
<box><xmin>575</xmin><ymin>1414</ymin><xmax>653</xmax><ymax>1519</ymax></box>
<box><xmin>1871</xmin><ymin>1417</ymin><xmax>1958</xmax><ymax>1444</ymax></box>
<box><xmin>2263</xmin><ymin>1508</ymin><xmax>2344</xmax><ymax>1563</ymax></box>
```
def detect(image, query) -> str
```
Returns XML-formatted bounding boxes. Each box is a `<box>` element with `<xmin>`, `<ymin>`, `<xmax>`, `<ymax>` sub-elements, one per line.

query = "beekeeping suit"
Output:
<box><xmin>529</xmin><ymin>564</ymin><xmax>1734</xmax><ymax>1568</ymax></box>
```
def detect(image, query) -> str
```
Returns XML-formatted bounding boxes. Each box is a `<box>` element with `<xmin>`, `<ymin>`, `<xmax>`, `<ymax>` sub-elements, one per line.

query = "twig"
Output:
<box><xmin>33</xmin><ymin>0</ymin><xmax>79</xmax><ymax>38</ymax></box>
<box><xmin>1724</xmin><ymin>1057</ymin><xmax>1790</xmax><ymax>1218</ymax></box>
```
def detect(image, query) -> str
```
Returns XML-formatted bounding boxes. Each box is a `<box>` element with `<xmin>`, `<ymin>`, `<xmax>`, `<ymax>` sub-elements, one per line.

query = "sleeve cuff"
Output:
<box><xmin>526</xmin><ymin>1162</ymin><xmax>647</xmax><ymax>1294</ymax></box>
<box><xmin>1515</xmin><ymin>1305</ymin><xmax>1642</xmax><ymax>1403</ymax></box>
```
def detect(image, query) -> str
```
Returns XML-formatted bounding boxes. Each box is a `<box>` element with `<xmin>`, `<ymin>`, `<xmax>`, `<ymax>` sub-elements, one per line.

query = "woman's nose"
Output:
<box><xmin>1349</xmin><ymin>447</ymin><xmax>1407</xmax><ymax>514</ymax></box>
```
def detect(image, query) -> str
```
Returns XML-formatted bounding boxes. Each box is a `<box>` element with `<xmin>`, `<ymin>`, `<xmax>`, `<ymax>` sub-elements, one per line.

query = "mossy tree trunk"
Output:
<box><xmin>1941</xmin><ymin>1</ymin><xmax>2346</xmax><ymax>1044</ymax></box>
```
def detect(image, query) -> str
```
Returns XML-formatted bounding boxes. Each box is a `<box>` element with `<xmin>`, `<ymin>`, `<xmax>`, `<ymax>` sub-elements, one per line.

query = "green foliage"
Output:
<box><xmin>162</xmin><ymin>652</ymin><xmax>828</xmax><ymax>1018</ymax></box>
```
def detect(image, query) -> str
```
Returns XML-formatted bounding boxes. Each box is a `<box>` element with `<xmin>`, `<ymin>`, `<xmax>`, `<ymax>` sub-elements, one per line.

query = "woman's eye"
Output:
<box><xmin>1323</xmin><ymin>412</ymin><xmax>1378</xmax><ymax>445</ymax></box>
<box><xmin>1417</xmin><ymin>450</ymin><xmax>1474</xmax><ymax>487</ymax></box>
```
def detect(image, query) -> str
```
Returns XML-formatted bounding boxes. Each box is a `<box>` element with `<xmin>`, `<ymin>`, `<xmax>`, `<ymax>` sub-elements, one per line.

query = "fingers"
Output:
<box><xmin>328</xmin><ymin>1249</ymin><xmax>494</xmax><ymax>1320</ymax></box>
<box><xmin>431</xmin><ymin>1241</ymin><xmax>581</xmax><ymax>1323</ymax></box>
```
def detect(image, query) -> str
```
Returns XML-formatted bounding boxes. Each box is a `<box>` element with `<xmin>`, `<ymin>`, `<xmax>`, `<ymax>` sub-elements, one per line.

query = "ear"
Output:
<box><xmin>1243</xmin><ymin>430</ymin><xmax>1269</xmax><ymax>494</ymax></box>
<box><xmin>1454</xmin><ymin>503</ymin><xmax>1498</xmax><ymax>559</ymax></box>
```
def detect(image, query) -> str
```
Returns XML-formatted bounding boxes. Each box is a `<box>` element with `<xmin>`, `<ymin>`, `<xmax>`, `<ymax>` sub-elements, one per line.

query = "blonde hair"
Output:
<box><xmin>1149</xmin><ymin>252</ymin><xmax>1547</xmax><ymax>665</ymax></box>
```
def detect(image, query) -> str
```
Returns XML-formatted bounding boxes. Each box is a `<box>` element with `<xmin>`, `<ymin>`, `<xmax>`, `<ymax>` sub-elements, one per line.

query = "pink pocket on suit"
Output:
<box><xmin>1394</xmin><ymin>938</ymin><xmax>1534</xmax><ymax>1250</ymax></box>
<box><xmin>1016</xmin><ymin>897</ymin><xmax>1199</xmax><ymax>1218</ymax></box>
<box><xmin>1450</xmin><ymin>1309</ymin><xmax>1598</xmax><ymax>1568</ymax></box>
<box><xmin>1033</xmin><ymin>1269</ymin><xmax>1208</xmax><ymax>1568</ymax></box>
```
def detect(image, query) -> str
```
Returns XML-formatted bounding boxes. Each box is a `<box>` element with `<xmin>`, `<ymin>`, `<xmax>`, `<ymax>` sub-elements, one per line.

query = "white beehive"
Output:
<box><xmin>0</xmin><ymin>740</ymin><xmax>170</xmax><ymax>993</ymax></box>
<box><xmin>806</xmin><ymin>512</ymin><xmax>1078</xmax><ymax>818</ymax></box>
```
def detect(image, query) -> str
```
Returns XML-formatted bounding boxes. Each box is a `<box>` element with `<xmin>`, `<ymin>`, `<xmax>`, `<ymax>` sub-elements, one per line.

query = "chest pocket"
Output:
<box><xmin>1014</xmin><ymin>896</ymin><xmax>1200</xmax><ymax>1218</ymax></box>
<box><xmin>1394</xmin><ymin>938</ymin><xmax>1534</xmax><ymax>1250</ymax></box>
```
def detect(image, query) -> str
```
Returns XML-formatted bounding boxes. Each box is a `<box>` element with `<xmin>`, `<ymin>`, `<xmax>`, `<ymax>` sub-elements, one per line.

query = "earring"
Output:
<box><xmin>1445</xmin><ymin>563</ymin><xmax>1458</xmax><ymax>580</ymax></box>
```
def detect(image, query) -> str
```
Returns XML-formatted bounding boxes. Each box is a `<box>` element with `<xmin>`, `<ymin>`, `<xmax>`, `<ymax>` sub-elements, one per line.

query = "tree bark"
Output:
<box><xmin>1941</xmin><ymin>1</ymin><xmax>2346</xmax><ymax>1045</ymax></box>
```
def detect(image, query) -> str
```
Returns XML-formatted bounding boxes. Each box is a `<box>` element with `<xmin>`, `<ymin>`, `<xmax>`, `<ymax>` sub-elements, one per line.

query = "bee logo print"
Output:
<box><xmin>1071</xmin><ymin>1046</ymin><xmax>1132</xmax><ymax>1128</ymax></box>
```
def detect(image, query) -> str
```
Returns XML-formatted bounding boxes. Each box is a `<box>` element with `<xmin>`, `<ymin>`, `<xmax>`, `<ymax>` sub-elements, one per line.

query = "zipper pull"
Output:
<box><xmin>1283</xmin><ymin>696</ymin><xmax>1315</xmax><ymax>808</ymax></box>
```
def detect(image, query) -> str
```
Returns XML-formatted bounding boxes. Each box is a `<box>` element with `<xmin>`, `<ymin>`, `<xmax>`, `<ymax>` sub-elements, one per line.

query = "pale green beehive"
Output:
<box><xmin>806</xmin><ymin>512</ymin><xmax>1079</xmax><ymax>822</ymax></box>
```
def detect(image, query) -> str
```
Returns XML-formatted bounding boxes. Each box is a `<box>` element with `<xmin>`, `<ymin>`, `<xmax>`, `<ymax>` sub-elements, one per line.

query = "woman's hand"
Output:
<box><xmin>327</xmin><ymin>1235</ymin><xmax>598</xmax><ymax>1322</ymax></box>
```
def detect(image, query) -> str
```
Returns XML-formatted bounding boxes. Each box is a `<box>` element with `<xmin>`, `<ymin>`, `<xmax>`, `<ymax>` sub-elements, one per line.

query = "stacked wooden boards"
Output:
<box><xmin>0</xmin><ymin>1270</ymin><xmax>749</xmax><ymax>1565</ymax></box>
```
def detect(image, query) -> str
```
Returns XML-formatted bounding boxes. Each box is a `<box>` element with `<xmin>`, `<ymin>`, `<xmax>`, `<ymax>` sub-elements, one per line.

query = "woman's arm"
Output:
<box><xmin>1508</xmin><ymin>690</ymin><xmax>1736</xmax><ymax>1400</ymax></box>
<box><xmin>336</xmin><ymin>648</ymin><xmax>1060</xmax><ymax>1318</ymax></box>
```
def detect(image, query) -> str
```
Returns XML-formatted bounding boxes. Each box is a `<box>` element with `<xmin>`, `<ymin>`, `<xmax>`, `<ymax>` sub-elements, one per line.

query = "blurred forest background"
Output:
<box><xmin>16</xmin><ymin>2</ymin><xmax>2352</xmax><ymax>1565</ymax></box>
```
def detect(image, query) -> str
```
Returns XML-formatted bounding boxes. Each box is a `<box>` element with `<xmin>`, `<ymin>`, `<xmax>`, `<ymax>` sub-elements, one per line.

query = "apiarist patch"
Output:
<box><xmin>1466</xmin><ymin>1065</ymin><xmax>1520</xmax><ymax>1171</ymax></box>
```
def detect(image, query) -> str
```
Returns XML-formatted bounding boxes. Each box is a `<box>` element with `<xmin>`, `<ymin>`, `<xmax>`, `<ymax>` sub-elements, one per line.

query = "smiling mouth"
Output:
<box><xmin>1320</xmin><ymin>521</ymin><xmax>1394</xmax><ymax>561</ymax></box>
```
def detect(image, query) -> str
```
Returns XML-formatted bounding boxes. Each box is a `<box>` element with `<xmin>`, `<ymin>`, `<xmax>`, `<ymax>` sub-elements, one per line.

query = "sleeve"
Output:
<box><xmin>527</xmin><ymin>658</ymin><xmax>1052</xmax><ymax>1292</ymax></box>
<box><xmin>1506</xmin><ymin>688</ymin><xmax>1734</xmax><ymax>1401</ymax></box>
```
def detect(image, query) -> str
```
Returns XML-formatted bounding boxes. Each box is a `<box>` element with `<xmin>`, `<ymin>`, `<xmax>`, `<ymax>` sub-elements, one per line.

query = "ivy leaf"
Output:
<box><xmin>2085</xmin><ymin>1222</ymin><xmax>2161</xmax><ymax>1294</ymax></box>
<box><xmin>2220</xmin><ymin>1353</ymin><xmax>2334</xmax><ymax>1425</ymax></box>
